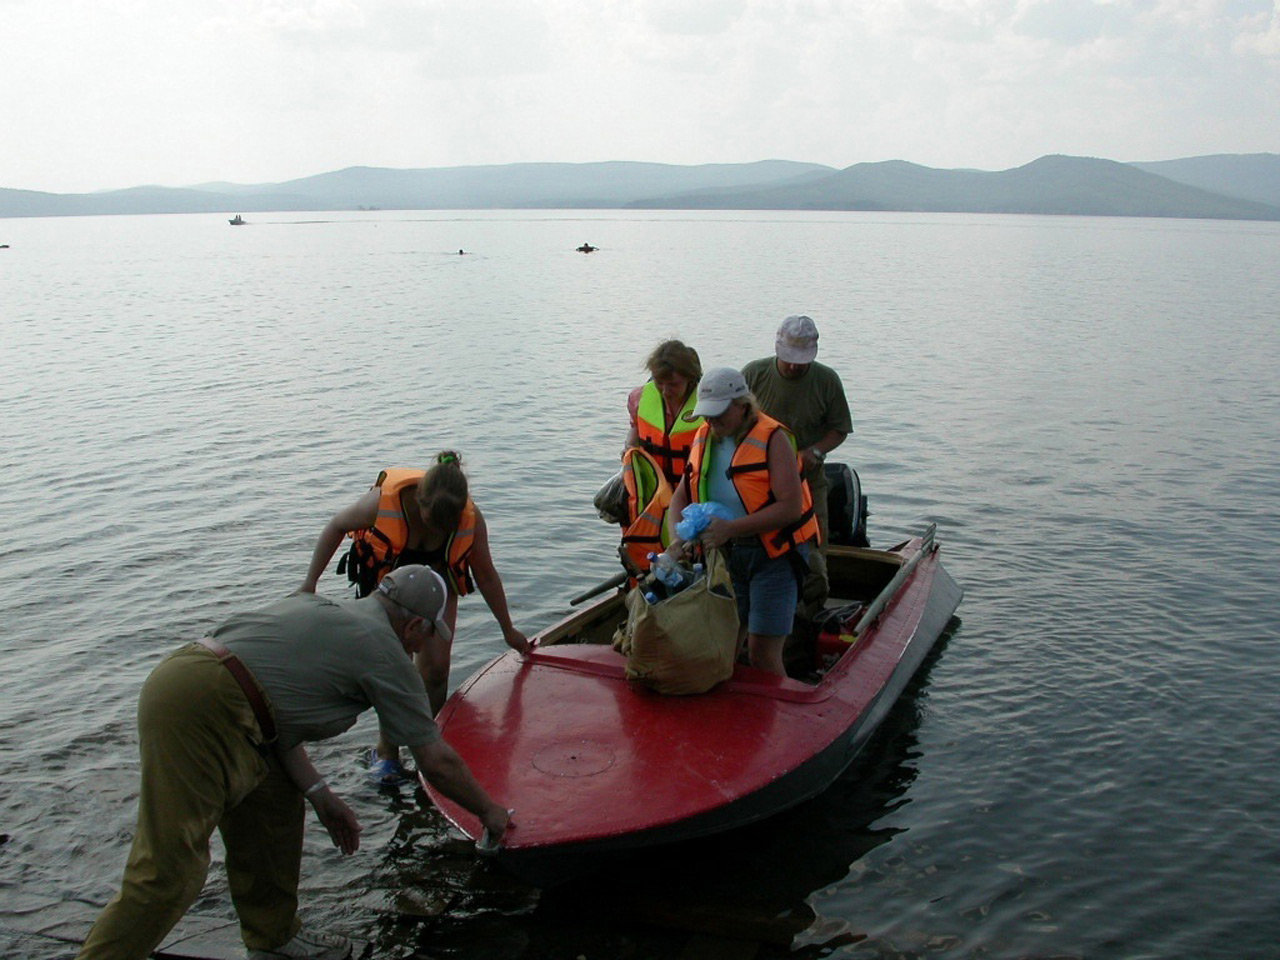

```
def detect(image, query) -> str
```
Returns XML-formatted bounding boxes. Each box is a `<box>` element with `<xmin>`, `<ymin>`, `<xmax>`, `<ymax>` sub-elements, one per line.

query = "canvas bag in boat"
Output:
<box><xmin>612</xmin><ymin>547</ymin><xmax>739</xmax><ymax>695</ymax></box>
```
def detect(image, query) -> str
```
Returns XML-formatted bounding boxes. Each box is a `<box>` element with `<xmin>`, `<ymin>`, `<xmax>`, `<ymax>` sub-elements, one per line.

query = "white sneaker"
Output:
<box><xmin>248</xmin><ymin>927</ymin><xmax>352</xmax><ymax>960</ymax></box>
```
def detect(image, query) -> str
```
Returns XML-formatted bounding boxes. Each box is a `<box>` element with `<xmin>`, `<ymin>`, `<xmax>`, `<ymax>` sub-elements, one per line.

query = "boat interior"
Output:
<box><xmin>536</xmin><ymin>543</ymin><xmax>907</xmax><ymax>682</ymax></box>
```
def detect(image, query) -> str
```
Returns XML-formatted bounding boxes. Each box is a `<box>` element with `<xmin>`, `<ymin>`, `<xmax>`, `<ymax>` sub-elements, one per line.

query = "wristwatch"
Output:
<box><xmin>809</xmin><ymin>447</ymin><xmax>826</xmax><ymax>463</ymax></box>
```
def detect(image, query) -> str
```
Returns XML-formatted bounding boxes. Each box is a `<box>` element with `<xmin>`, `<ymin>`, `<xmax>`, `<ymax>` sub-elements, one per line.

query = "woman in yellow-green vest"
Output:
<box><xmin>299</xmin><ymin>451</ymin><xmax>529</xmax><ymax>785</ymax></box>
<box><xmin>625</xmin><ymin>339</ymin><xmax>704</xmax><ymax>488</ymax></box>
<box><xmin>668</xmin><ymin>367</ymin><xmax>820</xmax><ymax>677</ymax></box>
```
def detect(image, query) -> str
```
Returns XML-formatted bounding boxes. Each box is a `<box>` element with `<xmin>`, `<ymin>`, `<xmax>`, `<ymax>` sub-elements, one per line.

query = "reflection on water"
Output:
<box><xmin>352</xmin><ymin>629</ymin><xmax>955</xmax><ymax>959</ymax></box>
<box><xmin>3</xmin><ymin>212</ymin><xmax>1279</xmax><ymax>960</ymax></box>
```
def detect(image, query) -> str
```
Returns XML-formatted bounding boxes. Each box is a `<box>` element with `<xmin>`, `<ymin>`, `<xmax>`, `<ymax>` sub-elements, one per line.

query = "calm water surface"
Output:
<box><xmin>1</xmin><ymin>210</ymin><xmax>1278</xmax><ymax>959</ymax></box>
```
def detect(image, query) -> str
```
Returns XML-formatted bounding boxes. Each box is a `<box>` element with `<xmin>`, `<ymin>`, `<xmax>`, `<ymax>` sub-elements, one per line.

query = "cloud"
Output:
<box><xmin>1013</xmin><ymin>0</ymin><xmax>1113</xmax><ymax>44</ymax></box>
<box><xmin>208</xmin><ymin>0</ymin><xmax>553</xmax><ymax>72</ymax></box>
<box><xmin>1</xmin><ymin>0</ymin><xmax>1276</xmax><ymax>192</ymax></box>
<box><xmin>641</xmin><ymin>0</ymin><xmax>747</xmax><ymax>36</ymax></box>
<box><xmin>1232</xmin><ymin>4</ymin><xmax>1280</xmax><ymax>55</ymax></box>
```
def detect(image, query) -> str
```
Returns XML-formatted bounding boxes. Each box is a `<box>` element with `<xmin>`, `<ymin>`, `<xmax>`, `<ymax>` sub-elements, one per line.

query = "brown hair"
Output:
<box><xmin>645</xmin><ymin>339</ymin><xmax>702</xmax><ymax>384</ymax></box>
<box><xmin>416</xmin><ymin>451</ymin><xmax>468</xmax><ymax>532</ymax></box>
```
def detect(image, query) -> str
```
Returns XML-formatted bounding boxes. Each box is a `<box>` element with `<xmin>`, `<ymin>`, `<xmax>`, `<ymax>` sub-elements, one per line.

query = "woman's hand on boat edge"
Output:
<box><xmin>503</xmin><ymin>626</ymin><xmax>531</xmax><ymax>655</ymax></box>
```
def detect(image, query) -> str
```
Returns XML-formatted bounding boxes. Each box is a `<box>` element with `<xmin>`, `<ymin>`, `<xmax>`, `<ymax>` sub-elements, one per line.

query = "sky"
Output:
<box><xmin>4</xmin><ymin>0</ymin><xmax>1278</xmax><ymax>194</ymax></box>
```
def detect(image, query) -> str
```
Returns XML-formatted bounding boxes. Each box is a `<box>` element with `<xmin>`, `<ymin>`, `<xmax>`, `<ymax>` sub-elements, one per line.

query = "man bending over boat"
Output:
<box><xmin>667</xmin><ymin>367</ymin><xmax>820</xmax><ymax>676</ymax></box>
<box><xmin>76</xmin><ymin>566</ymin><xmax>511</xmax><ymax>960</ymax></box>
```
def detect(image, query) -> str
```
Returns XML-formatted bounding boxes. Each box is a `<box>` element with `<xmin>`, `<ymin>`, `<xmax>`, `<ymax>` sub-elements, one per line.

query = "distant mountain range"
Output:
<box><xmin>3</xmin><ymin>154</ymin><xmax>1278</xmax><ymax>221</ymax></box>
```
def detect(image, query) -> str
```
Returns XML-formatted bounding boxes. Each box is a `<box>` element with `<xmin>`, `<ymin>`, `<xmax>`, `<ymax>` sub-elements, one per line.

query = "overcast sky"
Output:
<box><xmin>4</xmin><ymin>0</ymin><xmax>1278</xmax><ymax>194</ymax></box>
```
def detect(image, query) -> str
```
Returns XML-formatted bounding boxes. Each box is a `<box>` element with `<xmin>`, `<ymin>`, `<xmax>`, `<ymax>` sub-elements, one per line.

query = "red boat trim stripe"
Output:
<box><xmin>523</xmin><ymin>649</ymin><xmax>839</xmax><ymax>704</ymax></box>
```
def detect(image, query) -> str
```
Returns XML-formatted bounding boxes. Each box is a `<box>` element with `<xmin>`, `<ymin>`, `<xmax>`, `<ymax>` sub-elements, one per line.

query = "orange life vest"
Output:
<box><xmin>338</xmin><ymin>468</ymin><xmax>477</xmax><ymax>597</ymax></box>
<box><xmin>636</xmin><ymin>381</ymin><xmax>702</xmax><ymax>487</ymax></box>
<box><xmin>685</xmin><ymin>413</ymin><xmax>820</xmax><ymax>558</ymax></box>
<box><xmin>618</xmin><ymin>446</ymin><xmax>673</xmax><ymax>575</ymax></box>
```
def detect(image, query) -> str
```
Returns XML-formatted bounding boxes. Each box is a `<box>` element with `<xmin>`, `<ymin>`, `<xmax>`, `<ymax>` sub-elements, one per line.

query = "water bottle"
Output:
<box><xmin>651</xmin><ymin>550</ymin><xmax>699</xmax><ymax>594</ymax></box>
<box><xmin>647</xmin><ymin>551</ymin><xmax>681</xmax><ymax>589</ymax></box>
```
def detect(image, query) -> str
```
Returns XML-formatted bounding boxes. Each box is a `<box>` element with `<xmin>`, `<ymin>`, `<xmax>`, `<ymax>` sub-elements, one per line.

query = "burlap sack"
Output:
<box><xmin>611</xmin><ymin>548</ymin><xmax>739</xmax><ymax>695</ymax></box>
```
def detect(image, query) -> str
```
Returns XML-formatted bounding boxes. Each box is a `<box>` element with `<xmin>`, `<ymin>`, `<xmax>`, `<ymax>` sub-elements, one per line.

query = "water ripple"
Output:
<box><xmin>2</xmin><ymin>212</ymin><xmax>1278</xmax><ymax>959</ymax></box>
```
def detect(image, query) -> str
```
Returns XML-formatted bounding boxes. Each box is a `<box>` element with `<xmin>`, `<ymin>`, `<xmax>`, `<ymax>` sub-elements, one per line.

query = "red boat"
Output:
<box><xmin>425</xmin><ymin>516</ymin><xmax>961</xmax><ymax>883</ymax></box>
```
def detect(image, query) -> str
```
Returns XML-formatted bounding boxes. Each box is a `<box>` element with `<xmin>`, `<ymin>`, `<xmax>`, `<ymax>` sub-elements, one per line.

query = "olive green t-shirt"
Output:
<box><xmin>741</xmin><ymin>357</ymin><xmax>853</xmax><ymax>481</ymax></box>
<box><xmin>209</xmin><ymin>593</ymin><xmax>439</xmax><ymax>751</ymax></box>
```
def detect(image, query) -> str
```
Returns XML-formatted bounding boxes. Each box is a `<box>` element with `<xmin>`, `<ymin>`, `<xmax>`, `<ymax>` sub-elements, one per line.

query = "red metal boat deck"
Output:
<box><xmin>425</xmin><ymin>534</ymin><xmax>961</xmax><ymax>869</ymax></box>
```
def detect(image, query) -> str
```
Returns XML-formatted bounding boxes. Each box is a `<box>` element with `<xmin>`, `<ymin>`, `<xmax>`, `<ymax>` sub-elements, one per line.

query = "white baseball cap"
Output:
<box><xmin>775</xmin><ymin>315</ymin><xmax>819</xmax><ymax>364</ymax></box>
<box><xmin>688</xmin><ymin>366</ymin><xmax>749</xmax><ymax>419</ymax></box>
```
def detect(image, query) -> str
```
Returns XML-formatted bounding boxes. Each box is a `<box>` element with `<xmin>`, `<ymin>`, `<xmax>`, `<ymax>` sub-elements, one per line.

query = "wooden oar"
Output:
<box><xmin>569</xmin><ymin>571</ymin><xmax>628</xmax><ymax>606</ymax></box>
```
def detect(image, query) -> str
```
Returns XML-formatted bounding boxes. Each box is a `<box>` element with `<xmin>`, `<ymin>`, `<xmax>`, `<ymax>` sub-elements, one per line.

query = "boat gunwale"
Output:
<box><xmin>442</xmin><ymin>538</ymin><xmax>926</xmax><ymax>712</ymax></box>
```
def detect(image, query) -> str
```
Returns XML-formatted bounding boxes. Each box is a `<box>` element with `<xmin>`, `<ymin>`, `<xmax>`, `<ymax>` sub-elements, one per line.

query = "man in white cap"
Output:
<box><xmin>742</xmin><ymin>315</ymin><xmax>852</xmax><ymax>613</ymax></box>
<box><xmin>77</xmin><ymin>565</ymin><xmax>510</xmax><ymax>960</ymax></box>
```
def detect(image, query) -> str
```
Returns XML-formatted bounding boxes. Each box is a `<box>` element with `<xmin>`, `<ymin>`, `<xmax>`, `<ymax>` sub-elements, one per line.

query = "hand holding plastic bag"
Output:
<box><xmin>675</xmin><ymin>501</ymin><xmax>734</xmax><ymax>541</ymax></box>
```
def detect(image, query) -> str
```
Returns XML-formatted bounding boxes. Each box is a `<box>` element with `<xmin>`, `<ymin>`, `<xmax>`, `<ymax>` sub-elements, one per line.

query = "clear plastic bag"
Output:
<box><xmin>593</xmin><ymin>469</ymin><xmax>629</xmax><ymax>524</ymax></box>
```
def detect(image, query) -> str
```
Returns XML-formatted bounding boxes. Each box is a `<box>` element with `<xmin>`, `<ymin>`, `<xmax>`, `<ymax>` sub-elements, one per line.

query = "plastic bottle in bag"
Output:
<box><xmin>647</xmin><ymin>551</ymin><xmax>696</xmax><ymax>593</ymax></box>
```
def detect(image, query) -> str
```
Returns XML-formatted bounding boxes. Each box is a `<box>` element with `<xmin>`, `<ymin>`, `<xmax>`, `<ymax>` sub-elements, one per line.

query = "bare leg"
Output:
<box><xmin>747</xmin><ymin>633</ymin><xmax>787</xmax><ymax>676</ymax></box>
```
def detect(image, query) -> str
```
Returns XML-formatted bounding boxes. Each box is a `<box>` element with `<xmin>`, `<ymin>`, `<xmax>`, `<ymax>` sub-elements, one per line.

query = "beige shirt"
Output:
<box><xmin>209</xmin><ymin>593</ymin><xmax>439</xmax><ymax>751</ymax></box>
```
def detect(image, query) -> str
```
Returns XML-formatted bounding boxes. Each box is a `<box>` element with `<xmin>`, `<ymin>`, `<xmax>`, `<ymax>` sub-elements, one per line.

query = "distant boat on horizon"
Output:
<box><xmin>229</xmin><ymin>214</ymin><xmax>245</xmax><ymax>226</ymax></box>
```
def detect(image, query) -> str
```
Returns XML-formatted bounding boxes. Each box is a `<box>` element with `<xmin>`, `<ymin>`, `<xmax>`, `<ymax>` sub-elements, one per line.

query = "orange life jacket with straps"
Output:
<box><xmin>686</xmin><ymin>413</ymin><xmax>821</xmax><ymax>558</ymax></box>
<box><xmin>636</xmin><ymin>381</ymin><xmax>702</xmax><ymax>487</ymax></box>
<box><xmin>337</xmin><ymin>468</ymin><xmax>477</xmax><ymax>597</ymax></box>
<box><xmin>618</xmin><ymin>446</ymin><xmax>673</xmax><ymax>575</ymax></box>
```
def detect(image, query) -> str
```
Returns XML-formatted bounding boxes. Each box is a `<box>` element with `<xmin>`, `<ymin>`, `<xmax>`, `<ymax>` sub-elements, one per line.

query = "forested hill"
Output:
<box><xmin>627</xmin><ymin>155</ymin><xmax>1280</xmax><ymax>220</ymax></box>
<box><xmin>3</xmin><ymin>154</ymin><xmax>1278</xmax><ymax>221</ymax></box>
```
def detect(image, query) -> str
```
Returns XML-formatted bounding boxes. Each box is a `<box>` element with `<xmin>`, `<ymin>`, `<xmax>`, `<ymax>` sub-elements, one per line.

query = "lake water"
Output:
<box><xmin>1</xmin><ymin>210</ymin><xmax>1278</xmax><ymax>960</ymax></box>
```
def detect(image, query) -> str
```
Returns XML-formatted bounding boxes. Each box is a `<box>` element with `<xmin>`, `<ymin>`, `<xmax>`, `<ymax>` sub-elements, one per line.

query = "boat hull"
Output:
<box><xmin>425</xmin><ymin>533</ymin><xmax>961</xmax><ymax>881</ymax></box>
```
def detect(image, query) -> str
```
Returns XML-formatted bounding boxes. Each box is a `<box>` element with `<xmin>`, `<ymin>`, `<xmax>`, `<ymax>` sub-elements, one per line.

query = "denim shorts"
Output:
<box><xmin>727</xmin><ymin>540</ymin><xmax>809</xmax><ymax>637</ymax></box>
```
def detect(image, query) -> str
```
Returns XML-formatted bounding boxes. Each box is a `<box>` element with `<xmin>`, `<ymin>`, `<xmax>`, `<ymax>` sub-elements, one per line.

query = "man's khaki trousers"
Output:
<box><xmin>77</xmin><ymin>644</ymin><xmax>303</xmax><ymax>959</ymax></box>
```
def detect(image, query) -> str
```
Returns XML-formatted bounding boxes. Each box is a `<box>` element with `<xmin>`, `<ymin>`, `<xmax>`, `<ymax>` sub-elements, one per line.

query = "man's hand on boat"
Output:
<box><xmin>476</xmin><ymin>807</ymin><xmax>515</xmax><ymax>856</ymax></box>
<box><xmin>410</xmin><ymin>739</ymin><xmax>512</xmax><ymax>850</ymax></box>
